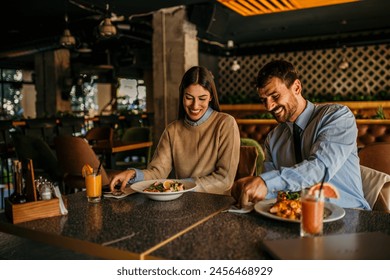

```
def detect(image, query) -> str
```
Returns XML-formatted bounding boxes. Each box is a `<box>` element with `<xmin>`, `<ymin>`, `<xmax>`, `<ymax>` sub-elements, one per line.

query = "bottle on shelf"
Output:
<box><xmin>10</xmin><ymin>160</ymin><xmax>27</xmax><ymax>204</ymax></box>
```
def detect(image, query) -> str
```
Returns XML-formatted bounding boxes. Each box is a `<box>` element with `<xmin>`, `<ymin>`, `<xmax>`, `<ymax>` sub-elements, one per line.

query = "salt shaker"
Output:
<box><xmin>40</xmin><ymin>182</ymin><xmax>52</xmax><ymax>200</ymax></box>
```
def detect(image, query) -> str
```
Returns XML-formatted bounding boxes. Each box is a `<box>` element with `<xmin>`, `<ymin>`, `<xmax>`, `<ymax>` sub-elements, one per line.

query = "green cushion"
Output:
<box><xmin>240</xmin><ymin>138</ymin><xmax>265</xmax><ymax>175</ymax></box>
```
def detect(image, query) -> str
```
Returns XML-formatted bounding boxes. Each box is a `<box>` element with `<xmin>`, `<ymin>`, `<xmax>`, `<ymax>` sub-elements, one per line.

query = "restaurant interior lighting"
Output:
<box><xmin>99</xmin><ymin>17</ymin><xmax>117</xmax><ymax>38</ymax></box>
<box><xmin>98</xmin><ymin>3</ymin><xmax>117</xmax><ymax>38</ymax></box>
<box><xmin>217</xmin><ymin>0</ymin><xmax>360</xmax><ymax>16</ymax></box>
<box><xmin>231</xmin><ymin>59</ymin><xmax>241</xmax><ymax>71</ymax></box>
<box><xmin>338</xmin><ymin>45</ymin><xmax>350</xmax><ymax>70</ymax></box>
<box><xmin>59</xmin><ymin>14</ymin><xmax>76</xmax><ymax>47</ymax></box>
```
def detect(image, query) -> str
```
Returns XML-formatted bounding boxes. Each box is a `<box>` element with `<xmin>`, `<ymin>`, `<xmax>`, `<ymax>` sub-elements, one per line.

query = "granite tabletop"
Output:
<box><xmin>0</xmin><ymin>190</ymin><xmax>235</xmax><ymax>259</ymax></box>
<box><xmin>1</xmin><ymin>190</ymin><xmax>389</xmax><ymax>260</ymax></box>
<box><xmin>149</xmin><ymin>208</ymin><xmax>390</xmax><ymax>259</ymax></box>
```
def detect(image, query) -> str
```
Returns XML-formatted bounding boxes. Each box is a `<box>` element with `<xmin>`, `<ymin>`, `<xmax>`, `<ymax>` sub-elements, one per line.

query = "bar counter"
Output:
<box><xmin>0</xmin><ymin>191</ymin><xmax>389</xmax><ymax>260</ymax></box>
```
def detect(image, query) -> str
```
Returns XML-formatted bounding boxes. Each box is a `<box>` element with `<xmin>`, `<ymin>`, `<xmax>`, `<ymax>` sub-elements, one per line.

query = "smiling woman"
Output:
<box><xmin>109</xmin><ymin>66</ymin><xmax>241</xmax><ymax>196</ymax></box>
<box><xmin>183</xmin><ymin>85</ymin><xmax>212</xmax><ymax>122</ymax></box>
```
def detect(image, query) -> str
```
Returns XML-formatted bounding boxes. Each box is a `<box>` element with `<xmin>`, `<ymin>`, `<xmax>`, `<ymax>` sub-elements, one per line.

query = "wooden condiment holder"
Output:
<box><xmin>5</xmin><ymin>197</ymin><xmax>67</xmax><ymax>224</ymax></box>
<box><xmin>5</xmin><ymin>159</ymin><xmax>67</xmax><ymax>224</ymax></box>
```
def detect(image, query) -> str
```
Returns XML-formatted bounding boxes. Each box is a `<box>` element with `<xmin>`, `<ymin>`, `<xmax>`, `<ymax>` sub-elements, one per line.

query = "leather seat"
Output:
<box><xmin>85</xmin><ymin>126</ymin><xmax>114</xmax><ymax>146</ymax></box>
<box><xmin>54</xmin><ymin>135</ymin><xmax>119</xmax><ymax>194</ymax></box>
<box><xmin>357</xmin><ymin>124</ymin><xmax>390</xmax><ymax>148</ymax></box>
<box><xmin>358</xmin><ymin>142</ymin><xmax>390</xmax><ymax>175</ymax></box>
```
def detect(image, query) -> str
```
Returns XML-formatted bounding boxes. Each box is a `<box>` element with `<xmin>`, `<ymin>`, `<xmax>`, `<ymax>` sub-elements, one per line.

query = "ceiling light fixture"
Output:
<box><xmin>99</xmin><ymin>4</ymin><xmax>117</xmax><ymax>38</ymax></box>
<box><xmin>59</xmin><ymin>14</ymin><xmax>76</xmax><ymax>48</ymax></box>
<box><xmin>231</xmin><ymin>59</ymin><xmax>241</xmax><ymax>71</ymax></box>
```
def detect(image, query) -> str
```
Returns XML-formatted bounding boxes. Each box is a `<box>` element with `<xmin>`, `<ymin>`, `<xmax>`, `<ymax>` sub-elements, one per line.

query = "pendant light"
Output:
<box><xmin>338</xmin><ymin>45</ymin><xmax>350</xmax><ymax>70</ymax></box>
<box><xmin>98</xmin><ymin>4</ymin><xmax>117</xmax><ymax>38</ymax></box>
<box><xmin>59</xmin><ymin>14</ymin><xmax>76</xmax><ymax>48</ymax></box>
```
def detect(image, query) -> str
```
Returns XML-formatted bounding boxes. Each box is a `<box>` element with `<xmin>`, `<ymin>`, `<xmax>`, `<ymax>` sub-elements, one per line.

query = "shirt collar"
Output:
<box><xmin>184</xmin><ymin>107</ymin><xmax>214</xmax><ymax>126</ymax></box>
<box><xmin>287</xmin><ymin>100</ymin><xmax>315</xmax><ymax>131</ymax></box>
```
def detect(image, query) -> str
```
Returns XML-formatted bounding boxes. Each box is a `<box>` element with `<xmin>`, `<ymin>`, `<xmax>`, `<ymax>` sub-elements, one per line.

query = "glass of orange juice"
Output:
<box><xmin>85</xmin><ymin>170</ymin><xmax>102</xmax><ymax>203</ymax></box>
<box><xmin>300</xmin><ymin>188</ymin><xmax>324</xmax><ymax>237</ymax></box>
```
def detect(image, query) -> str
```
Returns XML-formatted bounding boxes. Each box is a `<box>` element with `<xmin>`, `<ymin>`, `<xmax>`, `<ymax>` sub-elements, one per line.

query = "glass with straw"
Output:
<box><xmin>300</xmin><ymin>168</ymin><xmax>327</xmax><ymax>237</ymax></box>
<box><xmin>85</xmin><ymin>162</ymin><xmax>102</xmax><ymax>203</ymax></box>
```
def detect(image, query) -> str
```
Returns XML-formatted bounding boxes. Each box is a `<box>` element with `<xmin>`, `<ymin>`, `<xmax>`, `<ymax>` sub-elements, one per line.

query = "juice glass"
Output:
<box><xmin>300</xmin><ymin>188</ymin><xmax>324</xmax><ymax>237</ymax></box>
<box><xmin>85</xmin><ymin>171</ymin><xmax>102</xmax><ymax>203</ymax></box>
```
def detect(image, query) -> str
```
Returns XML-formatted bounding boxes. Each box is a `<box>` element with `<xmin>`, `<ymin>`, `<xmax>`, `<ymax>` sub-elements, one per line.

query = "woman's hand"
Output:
<box><xmin>109</xmin><ymin>169</ymin><xmax>136</xmax><ymax>192</ymax></box>
<box><xmin>231</xmin><ymin>176</ymin><xmax>268</xmax><ymax>208</ymax></box>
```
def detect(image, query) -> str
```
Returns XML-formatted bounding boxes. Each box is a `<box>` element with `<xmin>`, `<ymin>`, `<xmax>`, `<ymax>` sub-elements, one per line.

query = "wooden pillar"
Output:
<box><xmin>34</xmin><ymin>49</ymin><xmax>71</xmax><ymax>117</ymax></box>
<box><xmin>152</xmin><ymin>6</ymin><xmax>198</xmax><ymax>143</ymax></box>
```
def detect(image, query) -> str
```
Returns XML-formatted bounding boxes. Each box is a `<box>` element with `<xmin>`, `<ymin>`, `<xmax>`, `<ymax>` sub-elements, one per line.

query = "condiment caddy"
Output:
<box><xmin>5</xmin><ymin>159</ymin><xmax>67</xmax><ymax>224</ymax></box>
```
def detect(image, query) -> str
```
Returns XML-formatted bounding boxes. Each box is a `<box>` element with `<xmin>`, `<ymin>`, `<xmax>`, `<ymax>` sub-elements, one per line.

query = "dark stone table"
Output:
<box><xmin>1</xmin><ymin>191</ymin><xmax>389</xmax><ymax>259</ymax></box>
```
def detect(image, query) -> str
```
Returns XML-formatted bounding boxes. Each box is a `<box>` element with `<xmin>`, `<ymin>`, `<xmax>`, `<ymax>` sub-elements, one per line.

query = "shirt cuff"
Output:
<box><xmin>181</xmin><ymin>177</ymin><xmax>195</xmax><ymax>183</ymax></box>
<box><xmin>260</xmin><ymin>170</ymin><xmax>287</xmax><ymax>199</ymax></box>
<box><xmin>128</xmin><ymin>168</ymin><xmax>144</xmax><ymax>184</ymax></box>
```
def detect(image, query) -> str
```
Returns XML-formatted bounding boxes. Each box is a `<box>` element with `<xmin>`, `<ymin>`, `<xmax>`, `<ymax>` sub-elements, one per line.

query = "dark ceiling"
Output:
<box><xmin>0</xmin><ymin>0</ymin><xmax>389</xmax><ymax>70</ymax></box>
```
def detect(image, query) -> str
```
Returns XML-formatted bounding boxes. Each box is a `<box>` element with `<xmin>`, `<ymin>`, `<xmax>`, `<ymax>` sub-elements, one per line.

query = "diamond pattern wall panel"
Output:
<box><xmin>218</xmin><ymin>44</ymin><xmax>390</xmax><ymax>103</ymax></box>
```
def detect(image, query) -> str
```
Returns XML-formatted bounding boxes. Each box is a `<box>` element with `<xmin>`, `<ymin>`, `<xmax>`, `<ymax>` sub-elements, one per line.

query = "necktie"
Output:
<box><xmin>293</xmin><ymin>123</ymin><xmax>303</xmax><ymax>163</ymax></box>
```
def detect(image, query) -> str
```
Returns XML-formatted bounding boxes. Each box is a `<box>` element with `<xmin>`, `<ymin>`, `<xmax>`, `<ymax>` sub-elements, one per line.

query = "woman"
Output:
<box><xmin>110</xmin><ymin>66</ymin><xmax>240</xmax><ymax>195</ymax></box>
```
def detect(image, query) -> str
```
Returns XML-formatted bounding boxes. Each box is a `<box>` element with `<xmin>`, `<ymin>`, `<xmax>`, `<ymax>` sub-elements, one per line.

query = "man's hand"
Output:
<box><xmin>109</xmin><ymin>169</ymin><xmax>136</xmax><ymax>192</ymax></box>
<box><xmin>231</xmin><ymin>176</ymin><xmax>268</xmax><ymax>208</ymax></box>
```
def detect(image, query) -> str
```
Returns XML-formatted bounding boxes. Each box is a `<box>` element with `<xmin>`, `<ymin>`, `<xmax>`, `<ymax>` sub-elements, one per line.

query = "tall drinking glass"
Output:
<box><xmin>85</xmin><ymin>170</ymin><xmax>102</xmax><ymax>203</ymax></box>
<box><xmin>300</xmin><ymin>188</ymin><xmax>324</xmax><ymax>237</ymax></box>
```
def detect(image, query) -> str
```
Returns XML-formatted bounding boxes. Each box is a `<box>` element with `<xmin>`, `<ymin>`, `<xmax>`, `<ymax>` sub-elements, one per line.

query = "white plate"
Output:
<box><xmin>130</xmin><ymin>179</ymin><xmax>197</xmax><ymax>201</ymax></box>
<box><xmin>254</xmin><ymin>199</ymin><xmax>345</xmax><ymax>223</ymax></box>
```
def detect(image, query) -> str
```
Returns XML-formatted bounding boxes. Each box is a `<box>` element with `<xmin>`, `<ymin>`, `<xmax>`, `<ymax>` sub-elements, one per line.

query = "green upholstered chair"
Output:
<box><xmin>114</xmin><ymin>126</ymin><xmax>152</xmax><ymax>170</ymax></box>
<box><xmin>240</xmin><ymin>137</ymin><xmax>265</xmax><ymax>175</ymax></box>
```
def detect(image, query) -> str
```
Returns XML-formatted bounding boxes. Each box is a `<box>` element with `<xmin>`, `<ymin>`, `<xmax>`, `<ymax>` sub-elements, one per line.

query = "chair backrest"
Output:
<box><xmin>119</xmin><ymin>126</ymin><xmax>152</xmax><ymax>161</ymax></box>
<box><xmin>94</xmin><ymin>115</ymin><xmax>119</xmax><ymax>129</ymax></box>
<box><xmin>360</xmin><ymin>165</ymin><xmax>390</xmax><ymax>211</ymax></box>
<box><xmin>235</xmin><ymin>146</ymin><xmax>258</xmax><ymax>181</ymax></box>
<box><xmin>122</xmin><ymin>126</ymin><xmax>152</xmax><ymax>142</ymax></box>
<box><xmin>11</xmin><ymin>133</ymin><xmax>62</xmax><ymax>182</ymax></box>
<box><xmin>54</xmin><ymin>136</ymin><xmax>110</xmax><ymax>187</ymax></box>
<box><xmin>240</xmin><ymin>137</ymin><xmax>265</xmax><ymax>175</ymax></box>
<box><xmin>359</xmin><ymin>142</ymin><xmax>390</xmax><ymax>175</ymax></box>
<box><xmin>85</xmin><ymin>126</ymin><xmax>114</xmax><ymax>145</ymax></box>
<box><xmin>57</xmin><ymin>116</ymin><xmax>85</xmax><ymax>137</ymax></box>
<box><xmin>23</xmin><ymin>118</ymin><xmax>58</xmax><ymax>146</ymax></box>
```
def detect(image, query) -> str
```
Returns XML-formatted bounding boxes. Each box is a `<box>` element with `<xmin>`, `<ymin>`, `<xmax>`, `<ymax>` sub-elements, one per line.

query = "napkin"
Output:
<box><xmin>53</xmin><ymin>185</ymin><xmax>68</xmax><ymax>215</ymax></box>
<box><xmin>223</xmin><ymin>203</ymin><xmax>254</xmax><ymax>214</ymax></box>
<box><xmin>103</xmin><ymin>187</ymin><xmax>136</xmax><ymax>199</ymax></box>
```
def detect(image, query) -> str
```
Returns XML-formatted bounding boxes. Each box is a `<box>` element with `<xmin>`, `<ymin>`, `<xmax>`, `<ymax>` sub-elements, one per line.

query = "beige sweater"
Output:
<box><xmin>143</xmin><ymin>111</ymin><xmax>240</xmax><ymax>195</ymax></box>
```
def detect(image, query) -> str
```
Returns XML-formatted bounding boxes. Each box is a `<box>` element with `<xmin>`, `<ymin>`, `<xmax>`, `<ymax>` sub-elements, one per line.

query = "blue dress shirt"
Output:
<box><xmin>261</xmin><ymin>100</ymin><xmax>370</xmax><ymax>209</ymax></box>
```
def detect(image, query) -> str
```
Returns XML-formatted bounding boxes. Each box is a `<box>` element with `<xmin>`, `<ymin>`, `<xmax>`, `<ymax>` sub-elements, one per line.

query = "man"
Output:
<box><xmin>232</xmin><ymin>60</ymin><xmax>370</xmax><ymax>209</ymax></box>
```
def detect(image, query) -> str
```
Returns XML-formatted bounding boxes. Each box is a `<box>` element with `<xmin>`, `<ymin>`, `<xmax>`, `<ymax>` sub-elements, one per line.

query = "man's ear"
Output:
<box><xmin>293</xmin><ymin>79</ymin><xmax>302</xmax><ymax>95</ymax></box>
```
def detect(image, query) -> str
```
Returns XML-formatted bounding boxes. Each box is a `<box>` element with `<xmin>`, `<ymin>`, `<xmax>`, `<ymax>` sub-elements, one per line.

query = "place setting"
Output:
<box><xmin>226</xmin><ymin>170</ymin><xmax>346</xmax><ymax>230</ymax></box>
<box><xmin>130</xmin><ymin>179</ymin><xmax>197</xmax><ymax>201</ymax></box>
<box><xmin>101</xmin><ymin>179</ymin><xmax>197</xmax><ymax>201</ymax></box>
